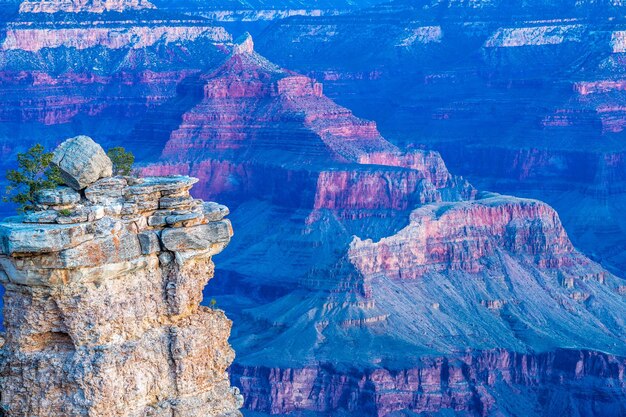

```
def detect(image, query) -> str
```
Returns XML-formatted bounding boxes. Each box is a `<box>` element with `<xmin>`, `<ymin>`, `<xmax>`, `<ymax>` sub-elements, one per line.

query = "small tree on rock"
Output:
<box><xmin>107</xmin><ymin>147</ymin><xmax>135</xmax><ymax>176</ymax></box>
<box><xmin>4</xmin><ymin>144</ymin><xmax>63</xmax><ymax>212</ymax></box>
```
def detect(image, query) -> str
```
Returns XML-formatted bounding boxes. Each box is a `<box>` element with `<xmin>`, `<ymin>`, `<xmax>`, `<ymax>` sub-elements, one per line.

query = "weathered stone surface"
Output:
<box><xmin>52</xmin><ymin>135</ymin><xmax>113</xmax><ymax>190</ymax></box>
<box><xmin>166</xmin><ymin>211</ymin><xmax>202</xmax><ymax>226</ymax></box>
<box><xmin>0</xmin><ymin>221</ymin><xmax>95</xmax><ymax>256</ymax></box>
<box><xmin>125</xmin><ymin>176</ymin><xmax>197</xmax><ymax>196</ymax></box>
<box><xmin>138</xmin><ymin>230</ymin><xmax>161</xmax><ymax>255</ymax></box>
<box><xmin>84</xmin><ymin>176</ymin><xmax>128</xmax><ymax>205</ymax></box>
<box><xmin>34</xmin><ymin>186</ymin><xmax>81</xmax><ymax>206</ymax></box>
<box><xmin>22</xmin><ymin>210</ymin><xmax>59</xmax><ymax>224</ymax></box>
<box><xmin>148</xmin><ymin>214</ymin><xmax>168</xmax><ymax>227</ymax></box>
<box><xmin>161</xmin><ymin>221</ymin><xmax>233</xmax><ymax>253</ymax></box>
<box><xmin>0</xmin><ymin>168</ymin><xmax>240</xmax><ymax>416</ymax></box>
<box><xmin>159</xmin><ymin>195</ymin><xmax>194</xmax><ymax>210</ymax></box>
<box><xmin>203</xmin><ymin>202</ymin><xmax>229</xmax><ymax>222</ymax></box>
<box><xmin>55</xmin><ymin>206</ymin><xmax>90</xmax><ymax>224</ymax></box>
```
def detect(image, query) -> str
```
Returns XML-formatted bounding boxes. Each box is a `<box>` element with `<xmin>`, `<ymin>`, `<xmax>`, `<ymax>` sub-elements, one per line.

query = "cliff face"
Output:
<box><xmin>0</xmin><ymin>1</ymin><xmax>233</xmax><ymax>198</ymax></box>
<box><xmin>18</xmin><ymin>0</ymin><xmax>155</xmax><ymax>13</ymax></box>
<box><xmin>149</xmin><ymin>36</ymin><xmax>474</xmax><ymax>214</ymax></box>
<box><xmin>0</xmin><ymin>137</ymin><xmax>242</xmax><ymax>416</ymax></box>
<box><xmin>350</xmin><ymin>196</ymin><xmax>577</xmax><ymax>277</ymax></box>
<box><xmin>233</xmin><ymin>350</ymin><xmax>626</xmax><ymax>417</ymax></box>
<box><xmin>2</xmin><ymin>24</ymin><xmax>230</xmax><ymax>52</ymax></box>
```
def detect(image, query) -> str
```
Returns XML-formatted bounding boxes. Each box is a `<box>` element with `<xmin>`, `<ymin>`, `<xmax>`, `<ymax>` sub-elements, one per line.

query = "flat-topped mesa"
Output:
<box><xmin>350</xmin><ymin>195</ymin><xmax>581</xmax><ymax>280</ymax></box>
<box><xmin>0</xmin><ymin>137</ymin><xmax>242</xmax><ymax>416</ymax></box>
<box><xmin>1</xmin><ymin>24</ymin><xmax>232</xmax><ymax>53</ymax></box>
<box><xmin>18</xmin><ymin>0</ymin><xmax>156</xmax><ymax>14</ymax></box>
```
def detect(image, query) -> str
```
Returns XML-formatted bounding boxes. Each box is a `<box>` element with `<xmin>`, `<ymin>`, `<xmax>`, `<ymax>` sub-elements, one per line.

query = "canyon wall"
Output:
<box><xmin>18</xmin><ymin>0</ymin><xmax>155</xmax><ymax>13</ymax></box>
<box><xmin>137</xmin><ymin>33</ymin><xmax>626</xmax><ymax>417</ymax></box>
<box><xmin>0</xmin><ymin>2</ymin><xmax>624</xmax><ymax>416</ymax></box>
<box><xmin>233</xmin><ymin>349</ymin><xmax>626</xmax><ymax>417</ymax></box>
<box><xmin>251</xmin><ymin>0</ymin><xmax>626</xmax><ymax>277</ymax></box>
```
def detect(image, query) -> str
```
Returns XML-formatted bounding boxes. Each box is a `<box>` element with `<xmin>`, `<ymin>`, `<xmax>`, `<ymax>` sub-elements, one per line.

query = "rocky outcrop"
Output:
<box><xmin>249</xmin><ymin>0</ymin><xmax>626</xmax><ymax>279</ymax></box>
<box><xmin>0</xmin><ymin>3</ymin><xmax>625</xmax><ymax>415</ymax></box>
<box><xmin>145</xmin><ymin>38</ymin><xmax>626</xmax><ymax>417</ymax></box>
<box><xmin>161</xmin><ymin>34</ymin><xmax>398</xmax><ymax>164</ymax></box>
<box><xmin>350</xmin><ymin>195</ymin><xmax>578</xmax><ymax>278</ymax></box>
<box><xmin>153</xmin><ymin>35</ymin><xmax>473</xmax><ymax>216</ymax></box>
<box><xmin>0</xmin><ymin>139</ymin><xmax>242</xmax><ymax>416</ymax></box>
<box><xmin>0</xmin><ymin>2</ymin><xmax>232</xmax><ymax>183</ymax></box>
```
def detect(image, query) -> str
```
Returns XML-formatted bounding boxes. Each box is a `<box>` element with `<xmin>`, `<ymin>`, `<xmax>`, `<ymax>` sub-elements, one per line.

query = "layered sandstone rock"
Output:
<box><xmin>232</xmin><ymin>349</ymin><xmax>626</xmax><ymax>416</ymax></box>
<box><xmin>18</xmin><ymin>0</ymin><xmax>156</xmax><ymax>14</ymax></box>
<box><xmin>1</xmin><ymin>24</ymin><xmax>231</xmax><ymax>52</ymax></box>
<box><xmin>0</xmin><ymin>1</ymin><xmax>232</xmax><ymax>170</ymax></box>
<box><xmin>350</xmin><ymin>195</ymin><xmax>578</xmax><ymax>277</ymax></box>
<box><xmin>0</xmin><ymin>140</ymin><xmax>242</xmax><ymax>416</ymax></box>
<box><xmin>148</xmin><ymin>35</ymin><xmax>474</xmax><ymax>215</ymax></box>
<box><xmin>250</xmin><ymin>0</ymin><xmax>626</xmax><ymax>280</ymax></box>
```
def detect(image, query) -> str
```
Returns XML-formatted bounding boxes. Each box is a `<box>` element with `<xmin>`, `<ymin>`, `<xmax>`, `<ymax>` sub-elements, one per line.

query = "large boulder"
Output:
<box><xmin>52</xmin><ymin>136</ymin><xmax>113</xmax><ymax>191</ymax></box>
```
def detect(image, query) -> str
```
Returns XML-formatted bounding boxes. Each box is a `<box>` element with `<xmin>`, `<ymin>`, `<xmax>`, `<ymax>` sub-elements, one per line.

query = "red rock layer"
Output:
<box><xmin>161</xmin><ymin>46</ymin><xmax>397</xmax><ymax>163</ymax></box>
<box><xmin>232</xmin><ymin>349</ymin><xmax>626</xmax><ymax>417</ymax></box>
<box><xmin>350</xmin><ymin>196</ymin><xmax>577</xmax><ymax>279</ymax></box>
<box><xmin>158</xmin><ymin>41</ymin><xmax>474</xmax><ymax>216</ymax></box>
<box><xmin>0</xmin><ymin>71</ymin><xmax>196</xmax><ymax>125</ymax></box>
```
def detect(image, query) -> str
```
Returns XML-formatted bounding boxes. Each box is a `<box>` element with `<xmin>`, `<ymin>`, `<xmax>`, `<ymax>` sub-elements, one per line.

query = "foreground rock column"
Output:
<box><xmin>0</xmin><ymin>138</ymin><xmax>242</xmax><ymax>416</ymax></box>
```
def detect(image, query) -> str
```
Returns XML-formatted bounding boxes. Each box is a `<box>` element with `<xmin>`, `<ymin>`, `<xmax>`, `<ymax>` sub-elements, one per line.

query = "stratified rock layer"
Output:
<box><xmin>139</xmin><ymin>34</ymin><xmax>626</xmax><ymax>417</ymax></box>
<box><xmin>18</xmin><ymin>0</ymin><xmax>156</xmax><ymax>14</ymax></box>
<box><xmin>0</xmin><ymin>171</ymin><xmax>242</xmax><ymax>416</ymax></box>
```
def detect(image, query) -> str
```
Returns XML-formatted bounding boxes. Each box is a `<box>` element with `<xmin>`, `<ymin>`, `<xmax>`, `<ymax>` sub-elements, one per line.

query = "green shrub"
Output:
<box><xmin>4</xmin><ymin>144</ymin><xmax>62</xmax><ymax>212</ymax></box>
<box><xmin>107</xmin><ymin>147</ymin><xmax>135</xmax><ymax>176</ymax></box>
<box><xmin>58</xmin><ymin>208</ymin><xmax>72</xmax><ymax>217</ymax></box>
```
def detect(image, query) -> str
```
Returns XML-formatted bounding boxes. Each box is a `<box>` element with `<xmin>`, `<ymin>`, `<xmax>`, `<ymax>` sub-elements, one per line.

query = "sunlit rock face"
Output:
<box><xmin>0</xmin><ymin>138</ymin><xmax>242</xmax><ymax>416</ymax></box>
<box><xmin>350</xmin><ymin>196</ymin><xmax>578</xmax><ymax>277</ymax></box>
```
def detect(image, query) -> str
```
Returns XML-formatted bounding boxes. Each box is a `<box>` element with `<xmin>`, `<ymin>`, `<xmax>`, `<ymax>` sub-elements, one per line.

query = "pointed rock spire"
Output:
<box><xmin>231</xmin><ymin>32</ymin><xmax>254</xmax><ymax>56</ymax></box>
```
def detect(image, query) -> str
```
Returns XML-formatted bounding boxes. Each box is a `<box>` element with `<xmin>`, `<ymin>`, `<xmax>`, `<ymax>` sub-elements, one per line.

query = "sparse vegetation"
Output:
<box><xmin>4</xmin><ymin>144</ymin><xmax>63</xmax><ymax>212</ymax></box>
<box><xmin>107</xmin><ymin>147</ymin><xmax>135</xmax><ymax>176</ymax></box>
<box><xmin>58</xmin><ymin>208</ymin><xmax>72</xmax><ymax>217</ymax></box>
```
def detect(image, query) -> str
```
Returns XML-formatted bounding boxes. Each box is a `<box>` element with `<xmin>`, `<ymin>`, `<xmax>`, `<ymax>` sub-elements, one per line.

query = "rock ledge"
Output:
<box><xmin>0</xmin><ymin>139</ymin><xmax>242</xmax><ymax>416</ymax></box>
